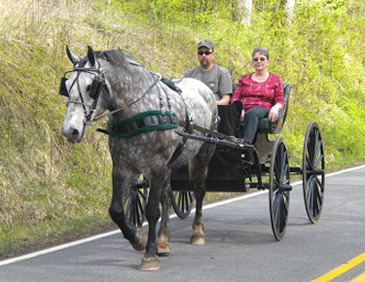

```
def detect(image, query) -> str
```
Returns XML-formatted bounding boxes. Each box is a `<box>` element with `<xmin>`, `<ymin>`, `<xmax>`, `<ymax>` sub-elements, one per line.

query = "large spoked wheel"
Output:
<box><xmin>302</xmin><ymin>121</ymin><xmax>325</xmax><ymax>223</ymax></box>
<box><xmin>171</xmin><ymin>191</ymin><xmax>195</xmax><ymax>219</ymax></box>
<box><xmin>124</xmin><ymin>175</ymin><xmax>149</xmax><ymax>227</ymax></box>
<box><xmin>269</xmin><ymin>136</ymin><xmax>291</xmax><ymax>241</ymax></box>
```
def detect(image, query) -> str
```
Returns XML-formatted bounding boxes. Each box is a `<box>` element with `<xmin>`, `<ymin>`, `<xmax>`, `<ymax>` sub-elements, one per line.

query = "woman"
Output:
<box><xmin>231</xmin><ymin>47</ymin><xmax>284</xmax><ymax>144</ymax></box>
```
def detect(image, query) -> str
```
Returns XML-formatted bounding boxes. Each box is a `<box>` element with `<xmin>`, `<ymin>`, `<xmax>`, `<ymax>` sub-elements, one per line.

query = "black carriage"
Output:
<box><xmin>125</xmin><ymin>83</ymin><xmax>325</xmax><ymax>240</ymax></box>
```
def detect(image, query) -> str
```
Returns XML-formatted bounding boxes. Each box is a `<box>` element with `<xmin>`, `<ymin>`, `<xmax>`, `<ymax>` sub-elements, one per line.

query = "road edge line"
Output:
<box><xmin>1</xmin><ymin>165</ymin><xmax>364</xmax><ymax>266</ymax></box>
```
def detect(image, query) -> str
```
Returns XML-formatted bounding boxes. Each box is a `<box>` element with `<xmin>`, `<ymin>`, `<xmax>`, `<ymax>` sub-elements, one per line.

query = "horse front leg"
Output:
<box><xmin>157</xmin><ymin>185</ymin><xmax>172</xmax><ymax>256</ymax></box>
<box><xmin>140</xmin><ymin>171</ymin><xmax>169</xmax><ymax>271</ymax></box>
<box><xmin>109</xmin><ymin>168</ymin><xmax>147</xmax><ymax>251</ymax></box>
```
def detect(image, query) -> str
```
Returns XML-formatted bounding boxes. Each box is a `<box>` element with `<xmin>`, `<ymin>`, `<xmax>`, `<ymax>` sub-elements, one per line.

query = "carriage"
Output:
<box><xmin>124</xmin><ymin>83</ymin><xmax>325</xmax><ymax>241</ymax></box>
<box><xmin>60</xmin><ymin>46</ymin><xmax>325</xmax><ymax>270</ymax></box>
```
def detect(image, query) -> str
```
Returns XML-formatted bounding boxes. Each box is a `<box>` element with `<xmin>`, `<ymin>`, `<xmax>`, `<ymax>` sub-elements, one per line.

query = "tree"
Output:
<box><xmin>282</xmin><ymin>0</ymin><xmax>296</xmax><ymax>25</ymax></box>
<box><xmin>237</xmin><ymin>0</ymin><xmax>253</xmax><ymax>26</ymax></box>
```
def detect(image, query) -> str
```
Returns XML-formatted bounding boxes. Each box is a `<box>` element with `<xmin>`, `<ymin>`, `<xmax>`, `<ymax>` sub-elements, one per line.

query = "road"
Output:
<box><xmin>1</xmin><ymin>166</ymin><xmax>364</xmax><ymax>282</ymax></box>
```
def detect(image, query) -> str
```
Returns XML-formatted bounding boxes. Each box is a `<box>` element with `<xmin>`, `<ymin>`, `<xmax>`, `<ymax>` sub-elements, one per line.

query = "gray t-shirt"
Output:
<box><xmin>184</xmin><ymin>64</ymin><xmax>232</xmax><ymax>101</ymax></box>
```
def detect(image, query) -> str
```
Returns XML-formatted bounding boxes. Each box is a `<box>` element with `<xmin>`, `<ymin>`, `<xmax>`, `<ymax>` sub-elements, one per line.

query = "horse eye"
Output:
<box><xmin>86</xmin><ymin>85</ymin><xmax>92</xmax><ymax>92</ymax></box>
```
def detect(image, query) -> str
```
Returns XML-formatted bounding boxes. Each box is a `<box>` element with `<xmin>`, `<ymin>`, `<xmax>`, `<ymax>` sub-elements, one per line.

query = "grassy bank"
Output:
<box><xmin>0</xmin><ymin>0</ymin><xmax>364</xmax><ymax>258</ymax></box>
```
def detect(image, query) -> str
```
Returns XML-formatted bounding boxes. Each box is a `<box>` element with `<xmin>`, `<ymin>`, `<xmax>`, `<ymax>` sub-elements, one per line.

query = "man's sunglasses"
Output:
<box><xmin>198</xmin><ymin>51</ymin><xmax>213</xmax><ymax>56</ymax></box>
<box><xmin>253</xmin><ymin>57</ymin><xmax>267</xmax><ymax>62</ymax></box>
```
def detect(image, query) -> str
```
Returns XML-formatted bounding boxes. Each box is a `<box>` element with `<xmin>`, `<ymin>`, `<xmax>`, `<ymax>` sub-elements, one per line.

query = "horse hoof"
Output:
<box><xmin>131</xmin><ymin>231</ymin><xmax>148</xmax><ymax>251</ymax></box>
<box><xmin>139</xmin><ymin>257</ymin><xmax>160</xmax><ymax>271</ymax></box>
<box><xmin>158</xmin><ymin>242</ymin><xmax>172</xmax><ymax>257</ymax></box>
<box><xmin>191</xmin><ymin>235</ymin><xmax>206</xmax><ymax>246</ymax></box>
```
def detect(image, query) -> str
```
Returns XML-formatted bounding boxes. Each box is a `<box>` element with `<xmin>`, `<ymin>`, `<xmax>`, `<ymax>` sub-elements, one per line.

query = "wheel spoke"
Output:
<box><xmin>185</xmin><ymin>192</ymin><xmax>189</xmax><ymax>212</ymax></box>
<box><xmin>311</xmin><ymin>181</ymin><xmax>318</xmax><ymax>216</ymax></box>
<box><xmin>181</xmin><ymin>192</ymin><xmax>186</xmax><ymax>212</ymax></box>
<box><xmin>274</xmin><ymin>195</ymin><xmax>281</xmax><ymax>230</ymax></box>
<box><xmin>186</xmin><ymin>192</ymin><xmax>192</xmax><ymax>211</ymax></box>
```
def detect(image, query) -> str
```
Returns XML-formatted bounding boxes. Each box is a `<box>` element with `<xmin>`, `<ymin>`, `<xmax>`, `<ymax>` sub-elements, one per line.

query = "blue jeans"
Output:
<box><xmin>241</xmin><ymin>107</ymin><xmax>269</xmax><ymax>144</ymax></box>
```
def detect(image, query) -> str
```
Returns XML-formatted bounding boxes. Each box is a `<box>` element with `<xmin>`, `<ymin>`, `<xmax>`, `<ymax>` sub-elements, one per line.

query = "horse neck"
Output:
<box><xmin>103</xmin><ymin>62</ymin><xmax>160</xmax><ymax>121</ymax></box>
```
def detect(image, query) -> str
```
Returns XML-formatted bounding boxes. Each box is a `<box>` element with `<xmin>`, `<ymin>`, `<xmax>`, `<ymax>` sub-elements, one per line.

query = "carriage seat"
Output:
<box><xmin>258</xmin><ymin>83</ymin><xmax>291</xmax><ymax>134</ymax></box>
<box><xmin>231</xmin><ymin>83</ymin><xmax>292</xmax><ymax>135</ymax></box>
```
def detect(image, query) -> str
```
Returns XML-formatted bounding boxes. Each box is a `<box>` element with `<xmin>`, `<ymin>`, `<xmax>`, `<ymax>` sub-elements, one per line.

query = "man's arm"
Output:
<box><xmin>217</xmin><ymin>67</ymin><xmax>232</xmax><ymax>105</ymax></box>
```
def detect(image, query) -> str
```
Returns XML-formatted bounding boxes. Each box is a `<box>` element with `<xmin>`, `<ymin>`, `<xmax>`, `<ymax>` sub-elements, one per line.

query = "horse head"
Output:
<box><xmin>60</xmin><ymin>46</ymin><xmax>109</xmax><ymax>143</ymax></box>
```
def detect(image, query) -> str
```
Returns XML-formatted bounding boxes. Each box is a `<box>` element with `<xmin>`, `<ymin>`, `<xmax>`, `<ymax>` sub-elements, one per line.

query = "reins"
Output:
<box><xmin>90</xmin><ymin>72</ymin><xmax>162</xmax><ymax>124</ymax></box>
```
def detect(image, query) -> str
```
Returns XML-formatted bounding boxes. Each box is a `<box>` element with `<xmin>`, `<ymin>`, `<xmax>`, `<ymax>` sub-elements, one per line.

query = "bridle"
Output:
<box><xmin>59</xmin><ymin>62</ymin><xmax>161</xmax><ymax>125</ymax></box>
<box><xmin>59</xmin><ymin>65</ymin><xmax>108</xmax><ymax>124</ymax></box>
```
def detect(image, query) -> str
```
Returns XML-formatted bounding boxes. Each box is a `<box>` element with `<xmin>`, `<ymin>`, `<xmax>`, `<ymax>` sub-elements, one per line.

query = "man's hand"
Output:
<box><xmin>240</xmin><ymin>110</ymin><xmax>245</xmax><ymax>122</ymax></box>
<box><xmin>216</xmin><ymin>94</ymin><xmax>231</xmax><ymax>105</ymax></box>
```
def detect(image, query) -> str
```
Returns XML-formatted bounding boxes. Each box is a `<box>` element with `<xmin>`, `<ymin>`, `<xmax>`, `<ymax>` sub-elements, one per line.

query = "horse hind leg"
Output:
<box><xmin>191</xmin><ymin>179</ymin><xmax>206</xmax><ymax>246</ymax></box>
<box><xmin>157</xmin><ymin>186</ymin><xmax>172</xmax><ymax>256</ymax></box>
<box><xmin>190</xmin><ymin>144</ymin><xmax>215</xmax><ymax>246</ymax></box>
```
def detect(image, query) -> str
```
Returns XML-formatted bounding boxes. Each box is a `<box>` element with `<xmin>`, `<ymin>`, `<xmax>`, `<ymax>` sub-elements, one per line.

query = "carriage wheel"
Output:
<box><xmin>124</xmin><ymin>175</ymin><xmax>149</xmax><ymax>227</ymax></box>
<box><xmin>171</xmin><ymin>191</ymin><xmax>195</xmax><ymax>219</ymax></box>
<box><xmin>302</xmin><ymin>121</ymin><xmax>325</xmax><ymax>223</ymax></box>
<box><xmin>269</xmin><ymin>136</ymin><xmax>291</xmax><ymax>241</ymax></box>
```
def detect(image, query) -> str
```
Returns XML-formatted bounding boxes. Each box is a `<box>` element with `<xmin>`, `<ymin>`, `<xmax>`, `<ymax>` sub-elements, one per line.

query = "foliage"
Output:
<box><xmin>0</xmin><ymin>0</ymin><xmax>364</xmax><ymax>257</ymax></box>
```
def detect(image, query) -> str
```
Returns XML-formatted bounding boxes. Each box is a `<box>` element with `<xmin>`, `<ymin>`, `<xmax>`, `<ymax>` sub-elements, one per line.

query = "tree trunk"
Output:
<box><xmin>282</xmin><ymin>0</ymin><xmax>296</xmax><ymax>25</ymax></box>
<box><xmin>236</xmin><ymin>0</ymin><xmax>252</xmax><ymax>27</ymax></box>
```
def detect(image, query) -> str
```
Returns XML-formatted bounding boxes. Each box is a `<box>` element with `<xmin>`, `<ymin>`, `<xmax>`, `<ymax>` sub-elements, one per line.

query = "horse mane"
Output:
<box><xmin>96</xmin><ymin>49</ymin><xmax>141</xmax><ymax>69</ymax></box>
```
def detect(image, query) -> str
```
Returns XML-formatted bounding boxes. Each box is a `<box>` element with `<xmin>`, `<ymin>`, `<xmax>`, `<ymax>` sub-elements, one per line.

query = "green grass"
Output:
<box><xmin>0</xmin><ymin>0</ymin><xmax>364</xmax><ymax>258</ymax></box>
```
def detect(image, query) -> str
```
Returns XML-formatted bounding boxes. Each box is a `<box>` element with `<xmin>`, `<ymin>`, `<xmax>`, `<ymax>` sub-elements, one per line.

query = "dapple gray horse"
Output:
<box><xmin>60</xmin><ymin>46</ymin><xmax>217</xmax><ymax>270</ymax></box>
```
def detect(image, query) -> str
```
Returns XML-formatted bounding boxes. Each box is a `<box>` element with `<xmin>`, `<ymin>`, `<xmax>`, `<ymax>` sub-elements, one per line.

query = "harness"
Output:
<box><xmin>98</xmin><ymin>110</ymin><xmax>180</xmax><ymax>139</ymax></box>
<box><xmin>59</xmin><ymin>61</ymin><xmax>195</xmax><ymax>165</ymax></box>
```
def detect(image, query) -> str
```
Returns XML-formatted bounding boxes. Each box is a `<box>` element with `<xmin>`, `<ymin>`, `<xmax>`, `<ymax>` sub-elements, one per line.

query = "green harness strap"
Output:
<box><xmin>99</xmin><ymin>110</ymin><xmax>179</xmax><ymax>139</ymax></box>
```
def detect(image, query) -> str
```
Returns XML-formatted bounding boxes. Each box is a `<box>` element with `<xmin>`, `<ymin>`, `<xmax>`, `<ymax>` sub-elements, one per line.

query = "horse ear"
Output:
<box><xmin>66</xmin><ymin>45</ymin><xmax>81</xmax><ymax>64</ymax></box>
<box><xmin>87</xmin><ymin>46</ymin><xmax>96</xmax><ymax>67</ymax></box>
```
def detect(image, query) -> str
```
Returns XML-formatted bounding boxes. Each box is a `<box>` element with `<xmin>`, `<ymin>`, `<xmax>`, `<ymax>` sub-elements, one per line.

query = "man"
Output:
<box><xmin>184</xmin><ymin>39</ymin><xmax>232</xmax><ymax>105</ymax></box>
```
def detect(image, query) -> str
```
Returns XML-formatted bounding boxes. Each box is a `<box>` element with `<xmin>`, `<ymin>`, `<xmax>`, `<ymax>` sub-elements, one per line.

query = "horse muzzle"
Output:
<box><xmin>61</xmin><ymin>122</ymin><xmax>86</xmax><ymax>143</ymax></box>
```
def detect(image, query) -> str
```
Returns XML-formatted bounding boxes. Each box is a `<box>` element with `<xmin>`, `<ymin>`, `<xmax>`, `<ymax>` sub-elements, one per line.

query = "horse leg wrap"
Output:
<box><xmin>157</xmin><ymin>234</ymin><xmax>172</xmax><ymax>256</ymax></box>
<box><xmin>139</xmin><ymin>256</ymin><xmax>160</xmax><ymax>271</ymax></box>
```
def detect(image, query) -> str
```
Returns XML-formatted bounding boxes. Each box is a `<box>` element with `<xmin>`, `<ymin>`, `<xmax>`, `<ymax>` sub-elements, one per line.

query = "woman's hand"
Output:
<box><xmin>268</xmin><ymin>104</ymin><xmax>282</xmax><ymax>122</ymax></box>
<box><xmin>240</xmin><ymin>110</ymin><xmax>245</xmax><ymax>122</ymax></box>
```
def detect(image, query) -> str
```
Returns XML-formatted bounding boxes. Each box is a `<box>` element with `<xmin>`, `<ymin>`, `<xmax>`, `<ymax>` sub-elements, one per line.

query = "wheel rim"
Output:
<box><xmin>269</xmin><ymin>137</ymin><xmax>290</xmax><ymax>241</ymax></box>
<box><xmin>302</xmin><ymin>121</ymin><xmax>325</xmax><ymax>223</ymax></box>
<box><xmin>171</xmin><ymin>191</ymin><xmax>195</xmax><ymax>219</ymax></box>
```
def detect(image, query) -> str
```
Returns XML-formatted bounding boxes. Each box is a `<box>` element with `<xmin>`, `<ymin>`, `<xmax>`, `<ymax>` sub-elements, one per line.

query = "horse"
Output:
<box><xmin>60</xmin><ymin>46</ymin><xmax>217</xmax><ymax>271</ymax></box>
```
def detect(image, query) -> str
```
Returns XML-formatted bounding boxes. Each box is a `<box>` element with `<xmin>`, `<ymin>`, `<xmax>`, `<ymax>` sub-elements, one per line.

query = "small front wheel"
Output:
<box><xmin>171</xmin><ymin>191</ymin><xmax>195</xmax><ymax>219</ymax></box>
<box><xmin>124</xmin><ymin>174</ymin><xmax>149</xmax><ymax>227</ymax></box>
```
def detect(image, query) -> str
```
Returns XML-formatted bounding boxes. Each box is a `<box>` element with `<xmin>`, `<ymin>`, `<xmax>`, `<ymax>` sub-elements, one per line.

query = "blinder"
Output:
<box><xmin>59</xmin><ymin>75</ymin><xmax>103</xmax><ymax>99</ymax></box>
<box><xmin>90</xmin><ymin>78</ymin><xmax>103</xmax><ymax>99</ymax></box>
<box><xmin>59</xmin><ymin>76</ymin><xmax>69</xmax><ymax>97</ymax></box>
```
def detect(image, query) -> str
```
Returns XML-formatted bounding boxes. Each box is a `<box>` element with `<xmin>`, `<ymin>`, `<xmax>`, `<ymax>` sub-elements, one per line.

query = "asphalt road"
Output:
<box><xmin>1</xmin><ymin>166</ymin><xmax>364</xmax><ymax>282</ymax></box>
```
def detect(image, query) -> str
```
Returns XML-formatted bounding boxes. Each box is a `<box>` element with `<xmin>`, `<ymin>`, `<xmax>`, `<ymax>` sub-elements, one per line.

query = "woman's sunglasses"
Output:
<box><xmin>253</xmin><ymin>57</ymin><xmax>267</xmax><ymax>62</ymax></box>
<box><xmin>198</xmin><ymin>51</ymin><xmax>213</xmax><ymax>56</ymax></box>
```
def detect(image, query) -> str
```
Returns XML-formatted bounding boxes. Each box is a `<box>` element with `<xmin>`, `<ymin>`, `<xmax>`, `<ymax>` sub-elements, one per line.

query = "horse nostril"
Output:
<box><xmin>71</xmin><ymin>129</ymin><xmax>80</xmax><ymax>139</ymax></box>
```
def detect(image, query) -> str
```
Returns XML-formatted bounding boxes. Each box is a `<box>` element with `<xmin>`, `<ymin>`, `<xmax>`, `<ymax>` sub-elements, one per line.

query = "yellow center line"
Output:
<box><xmin>312</xmin><ymin>253</ymin><xmax>365</xmax><ymax>282</ymax></box>
<box><xmin>350</xmin><ymin>272</ymin><xmax>365</xmax><ymax>282</ymax></box>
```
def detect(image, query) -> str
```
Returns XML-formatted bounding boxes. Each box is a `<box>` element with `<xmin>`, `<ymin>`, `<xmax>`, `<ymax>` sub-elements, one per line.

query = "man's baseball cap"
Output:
<box><xmin>197</xmin><ymin>39</ymin><xmax>214</xmax><ymax>51</ymax></box>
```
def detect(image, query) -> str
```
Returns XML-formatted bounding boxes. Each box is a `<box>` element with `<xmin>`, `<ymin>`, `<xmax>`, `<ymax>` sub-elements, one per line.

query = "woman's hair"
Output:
<box><xmin>252</xmin><ymin>47</ymin><xmax>270</xmax><ymax>60</ymax></box>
